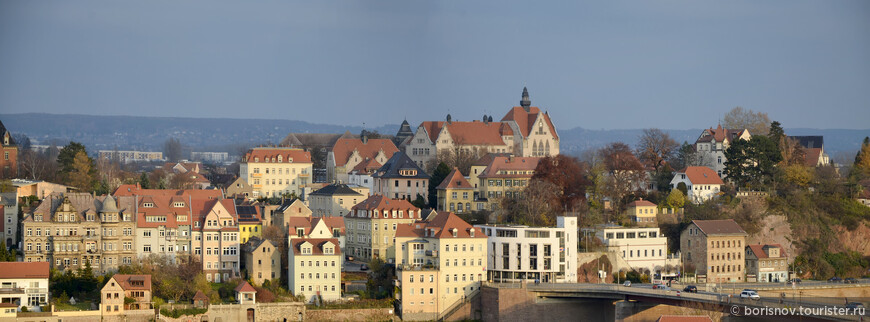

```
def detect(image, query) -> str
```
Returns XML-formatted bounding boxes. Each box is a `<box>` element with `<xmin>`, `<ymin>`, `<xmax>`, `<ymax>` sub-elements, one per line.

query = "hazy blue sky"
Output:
<box><xmin>1</xmin><ymin>1</ymin><xmax>868</xmax><ymax>130</ymax></box>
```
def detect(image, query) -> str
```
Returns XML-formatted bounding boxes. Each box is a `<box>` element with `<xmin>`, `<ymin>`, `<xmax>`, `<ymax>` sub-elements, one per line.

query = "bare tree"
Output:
<box><xmin>164</xmin><ymin>137</ymin><xmax>183</xmax><ymax>163</ymax></box>
<box><xmin>723</xmin><ymin>106</ymin><xmax>771</xmax><ymax>135</ymax></box>
<box><xmin>636</xmin><ymin>128</ymin><xmax>679</xmax><ymax>171</ymax></box>
<box><xmin>600</xmin><ymin>142</ymin><xmax>647</xmax><ymax>215</ymax></box>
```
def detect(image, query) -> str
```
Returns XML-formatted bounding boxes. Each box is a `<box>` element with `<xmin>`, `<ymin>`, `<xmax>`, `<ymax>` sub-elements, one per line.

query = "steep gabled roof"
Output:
<box><xmin>804</xmin><ymin>148</ymin><xmax>823</xmax><ymax>167</ymax></box>
<box><xmin>112</xmin><ymin>274</ymin><xmax>152</xmax><ymax>291</ymax></box>
<box><xmin>692</xmin><ymin>219</ymin><xmax>747</xmax><ymax>236</ymax></box>
<box><xmin>678</xmin><ymin>166</ymin><xmax>724</xmax><ymax>185</ymax></box>
<box><xmin>627</xmin><ymin>199</ymin><xmax>656</xmax><ymax>207</ymax></box>
<box><xmin>234</xmin><ymin>281</ymin><xmax>257</xmax><ymax>293</ymax></box>
<box><xmin>243</xmin><ymin>147</ymin><xmax>312</xmax><ymax>164</ymax></box>
<box><xmin>500</xmin><ymin>106</ymin><xmax>559</xmax><ymax>139</ymax></box>
<box><xmin>419</xmin><ymin>120</ymin><xmax>513</xmax><ymax>146</ymax></box>
<box><xmin>436</xmin><ymin>168</ymin><xmax>473</xmax><ymax>190</ymax></box>
<box><xmin>696</xmin><ymin>125</ymin><xmax>749</xmax><ymax>144</ymax></box>
<box><xmin>291</xmin><ymin>238</ymin><xmax>342</xmax><ymax>255</ymax></box>
<box><xmin>350</xmin><ymin>158</ymin><xmax>383</xmax><ymax>174</ymax></box>
<box><xmin>331</xmin><ymin>138</ymin><xmax>399</xmax><ymax>167</ymax></box>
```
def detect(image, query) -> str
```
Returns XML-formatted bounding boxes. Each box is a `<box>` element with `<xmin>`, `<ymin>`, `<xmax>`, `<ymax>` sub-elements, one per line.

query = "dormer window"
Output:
<box><xmin>470</xmin><ymin>228</ymin><xmax>475</xmax><ymax>237</ymax></box>
<box><xmin>143</xmin><ymin>202</ymin><xmax>154</xmax><ymax>208</ymax></box>
<box><xmin>277</xmin><ymin>155</ymin><xmax>283</xmax><ymax>162</ymax></box>
<box><xmin>399</xmin><ymin>169</ymin><xmax>417</xmax><ymax>176</ymax></box>
<box><xmin>325</xmin><ymin>247</ymin><xmax>333</xmax><ymax>254</ymax></box>
<box><xmin>452</xmin><ymin>228</ymin><xmax>458</xmax><ymax>237</ymax></box>
<box><xmin>173</xmin><ymin>202</ymin><xmax>185</xmax><ymax>207</ymax></box>
<box><xmin>254</xmin><ymin>157</ymin><xmax>259</xmax><ymax>162</ymax></box>
<box><xmin>302</xmin><ymin>246</ymin><xmax>312</xmax><ymax>255</ymax></box>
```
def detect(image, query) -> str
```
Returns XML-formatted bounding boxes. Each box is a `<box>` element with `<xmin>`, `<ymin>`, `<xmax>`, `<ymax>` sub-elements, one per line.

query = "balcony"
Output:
<box><xmin>252</xmin><ymin>173</ymin><xmax>262</xmax><ymax>178</ymax></box>
<box><xmin>0</xmin><ymin>287</ymin><xmax>25</xmax><ymax>295</ymax></box>
<box><xmin>425</xmin><ymin>250</ymin><xmax>438</xmax><ymax>257</ymax></box>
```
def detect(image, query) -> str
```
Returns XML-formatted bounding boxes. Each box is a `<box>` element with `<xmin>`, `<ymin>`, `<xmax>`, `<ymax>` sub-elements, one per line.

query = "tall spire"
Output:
<box><xmin>520</xmin><ymin>86</ymin><xmax>531</xmax><ymax>112</ymax></box>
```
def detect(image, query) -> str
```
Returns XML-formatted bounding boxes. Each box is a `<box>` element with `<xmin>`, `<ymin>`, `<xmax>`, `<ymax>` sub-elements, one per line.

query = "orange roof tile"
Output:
<box><xmin>436</xmin><ymin>168</ymin><xmax>473</xmax><ymax>190</ymax></box>
<box><xmin>500</xmin><ymin>106</ymin><xmax>559</xmax><ymax>139</ymax></box>
<box><xmin>113</xmin><ymin>185</ymin><xmax>222</xmax><ymax>199</ymax></box>
<box><xmin>291</xmin><ymin>238</ymin><xmax>342</xmax><ymax>255</ymax></box>
<box><xmin>348</xmin><ymin>195</ymin><xmax>421</xmax><ymax>219</ymax></box>
<box><xmin>234</xmin><ymin>281</ymin><xmax>257</xmax><ymax>293</ymax></box>
<box><xmin>628</xmin><ymin>199</ymin><xmax>657</xmax><ymax>207</ymax></box>
<box><xmin>678</xmin><ymin>166</ymin><xmax>724</xmax><ymax>185</ymax></box>
<box><xmin>746</xmin><ymin>244</ymin><xmax>787</xmax><ymax>259</ymax></box>
<box><xmin>350</xmin><ymin>157</ymin><xmax>383</xmax><ymax>174</ymax></box>
<box><xmin>112</xmin><ymin>274</ymin><xmax>152</xmax><ymax>291</ymax></box>
<box><xmin>0</xmin><ymin>262</ymin><xmax>50</xmax><ymax>279</ymax></box>
<box><xmin>243</xmin><ymin>148</ymin><xmax>311</xmax><ymax>164</ymax></box>
<box><xmin>331</xmin><ymin>138</ymin><xmax>398</xmax><ymax>167</ymax></box>
<box><xmin>395</xmin><ymin>212</ymin><xmax>485</xmax><ymax>239</ymax></box>
<box><xmin>804</xmin><ymin>148</ymin><xmax>822</xmax><ymax>167</ymax></box>
<box><xmin>419</xmin><ymin>120</ymin><xmax>512</xmax><ymax>146</ymax></box>
<box><xmin>692</xmin><ymin>219</ymin><xmax>747</xmax><ymax>236</ymax></box>
<box><xmin>478</xmin><ymin>156</ymin><xmax>541</xmax><ymax>179</ymax></box>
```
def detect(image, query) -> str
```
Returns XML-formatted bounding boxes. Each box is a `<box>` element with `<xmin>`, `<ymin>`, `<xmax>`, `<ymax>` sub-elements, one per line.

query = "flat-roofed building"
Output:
<box><xmin>476</xmin><ymin>216</ymin><xmax>578</xmax><ymax>283</ymax></box>
<box><xmin>593</xmin><ymin>225</ymin><xmax>669</xmax><ymax>274</ymax></box>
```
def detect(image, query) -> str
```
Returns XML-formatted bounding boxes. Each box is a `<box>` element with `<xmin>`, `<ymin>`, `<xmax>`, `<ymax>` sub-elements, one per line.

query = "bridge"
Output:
<box><xmin>481</xmin><ymin>282</ymin><xmax>868</xmax><ymax>321</ymax></box>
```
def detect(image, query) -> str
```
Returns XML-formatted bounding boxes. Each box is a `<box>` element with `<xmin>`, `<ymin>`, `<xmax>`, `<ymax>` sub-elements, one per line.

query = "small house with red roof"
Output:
<box><xmin>626</xmin><ymin>198</ymin><xmax>658</xmax><ymax>226</ymax></box>
<box><xmin>670</xmin><ymin>167</ymin><xmax>725</xmax><ymax>203</ymax></box>
<box><xmin>680</xmin><ymin>219</ymin><xmax>747</xmax><ymax>283</ymax></box>
<box><xmin>0</xmin><ymin>262</ymin><xmax>49</xmax><ymax>311</ymax></box>
<box><xmin>101</xmin><ymin>274</ymin><xmax>152</xmax><ymax>315</ymax></box>
<box><xmin>234</xmin><ymin>281</ymin><xmax>258</xmax><ymax>304</ymax></box>
<box><xmin>745</xmin><ymin>244</ymin><xmax>788</xmax><ymax>283</ymax></box>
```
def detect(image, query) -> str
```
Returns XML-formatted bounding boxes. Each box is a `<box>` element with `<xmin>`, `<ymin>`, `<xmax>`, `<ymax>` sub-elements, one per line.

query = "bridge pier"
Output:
<box><xmin>614</xmin><ymin>300</ymin><xmax>659</xmax><ymax>321</ymax></box>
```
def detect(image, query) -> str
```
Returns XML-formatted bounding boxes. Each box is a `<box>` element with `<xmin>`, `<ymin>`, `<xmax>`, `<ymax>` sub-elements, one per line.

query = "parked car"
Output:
<box><xmin>623</xmin><ymin>281</ymin><xmax>631</xmax><ymax>287</ymax></box>
<box><xmin>788</xmin><ymin>278</ymin><xmax>802</xmax><ymax>285</ymax></box>
<box><xmin>828</xmin><ymin>277</ymin><xmax>843</xmax><ymax>283</ymax></box>
<box><xmin>360</xmin><ymin>264</ymin><xmax>369</xmax><ymax>271</ymax></box>
<box><xmin>845</xmin><ymin>302</ymin><xmax>865</xmax><ymax>310</ymax></box>
<box><xmin>740</xmin><ymin>290</ymin><xmax>760</xmax><ymax>300</ymax></box>
<box><xmin>844</xmin><ymin>277</ymin><xmax>859</xmax><ymax>284</ymax></box>
<box><xmin>683</xmin><ymin>285</ymin><xmax>698</xmax><ymax>293</ymax></box>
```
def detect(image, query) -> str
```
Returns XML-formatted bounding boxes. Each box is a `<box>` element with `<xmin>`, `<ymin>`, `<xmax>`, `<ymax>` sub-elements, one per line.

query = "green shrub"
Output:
<box><xmin>160</xmin><ymin>307</ymin><xmax>208</xmax><ymax>318</ymax></box>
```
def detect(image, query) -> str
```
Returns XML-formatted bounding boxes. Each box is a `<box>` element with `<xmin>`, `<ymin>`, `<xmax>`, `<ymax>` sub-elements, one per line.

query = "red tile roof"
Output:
<box><xmin>113</xmin><ymin>185</ymin><xmax>222</xmax><ymax>199</ymax></box>
<box><xmin>419</xmin><ymin>120</ymin><xmax>513</xmax><ymax>146</ymax></box>
<box><xmin>804</xmin><ymin>148</ymin><xmax>823</xmax><ymax>167</ymax></box>
<box><xmin>331</xmin><ymin>138</ymin><xmax>398</xmax><ymax>167</ymax></box>
<box><xmin>746</xmin><ymin>244</ymin><xmax>787</xmax><ymax>259</ymax></box>
<box><xmin>478</xmin><ymin>156</ymin><xmax>541</xmax><ymax>179</ymax></box>
<box><xmin>500</xmin><ymin>106</ymin><xmax>559</xmax><ymax>139</ymax></box>
<box><xmin>243</xmin><ymin>148</ymin><xmax>311</xmax><ymax>164</ymax></box>
<box><xmin>234</xmin><ymin>281</ymin><xmax>257</xmax><ymax>293</ymax></box>
<box><xmin>692</xmin><ymin>219</ymin><xmax>747</xmax><ymax>236</ymax></box>
<box><xmin>348</xmin><ymin>195</ymin><xmax>421</xmax><ymax>219</ymax></box>
<box><xmin>0</xmin><ymin>262</ymin><xmax>50</xmax><ymax>279</ymax></box>
<box><xmin>112</xmin><ymin>274</ymin><xmax>152</xmax><ymax>291</ymax></box>
<box><xmin>627</xmin><ymin>199</ymin><xmax>657</xmax><ymax>207</ymax></box>
<box><xmin>287</xmin><ymin>216</ymin><xmax>345</xmax><ymax>235</ymax></box>
<box><xmin>291</xmin><ymin>238</ymin><xmax>342</xmax><ymax>255</ymax></box>
<box><xmin>395</xmin><ymin>212</ymin><xmax>485</xmax><ymax>239</ymax></box>
<box><xmin>679</xmin><ymin>166</ymin><xmax>724</xmax><ymax>185</ymax></box>
<box><xmin>696</xmin><ymin>124</ymin><xmax>748</xmax><ymax>143</ymax></box>
<box><xmin>350</xmin><ymin>157</ymin><xmax>383</xmax><ymax>174</ymax></box>
<box><xmin>436</xmin><ymin>168</ymin><xmax>473</xmax><ymax>190</ymax></box>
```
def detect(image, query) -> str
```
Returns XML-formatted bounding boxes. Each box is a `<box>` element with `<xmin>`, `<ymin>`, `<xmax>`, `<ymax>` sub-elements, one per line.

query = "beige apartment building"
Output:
<box><xmin>345</xmin><ymin>195</ymin><xmax>421</xmax><ymax>263</ymax></box>
<box><xmin>23</xmin><ymin>193</ymin><xmax>137</xmax><ymax>274</ymax></box>
<box><xmin>243</xmin><ymin>237</ymin><xmax>281</xmax><ymax>285</ymax></box>
<box><xmin>272</xmin><ymin>199</ymin><xmax>313</xmax><ymax>232</ymax></box>
<box><xmin>288</xmin><ymin>238</ymin><xmax>342</xmax><ymax>303</ymax></box>
<box><xmin>477</xmin><ymin>156</ymin><xmax>540</xmax><ymax>211</ymax></box>
<box><xmin>680</xmin><ymin>219</ymin><xmax>747</xmax><ymax>283</ymax></box>
<box><xmin>192</xmin><ymin>199</ymin><xmax>240</xmax><ymax>283</ymax></box>
<box><xmin>626</xmin><ymin>199</ymin><xmax>658</xmax><ymax>226</ymax></box>
<box><xmin>394</xmin><ymin>212</ymin><xmax>487</xmax><ymax>321</ymax></box>
<box><xmin>745</xmin><ymin>244</ymin><xmax>788</xmax><ymax>283</ymax></box>
<box><xmin>371</xmin><ymin>152</ymin><xmax>430</xmax><ymax>202</ymax></box>
<box><xmin>240</xmin><ymin>147</ymin><xmax>313</xmax><ymax>198</ymax></box>
<box><xmin>308</xmin><ymin>184</ymin><xmax>366</xmax><ymax>217</ymax></box>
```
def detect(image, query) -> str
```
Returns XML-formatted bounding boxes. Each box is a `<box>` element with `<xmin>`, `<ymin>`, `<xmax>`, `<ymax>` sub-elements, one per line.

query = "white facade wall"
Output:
<box><xmin>596</xmin><ymin>227</ymin><xmax>668</xmax><ymax>274</ymax></box>
<box><xmin>475</xmin><ymin>216</ymin><xmax>577</xmax><ymax>283</ymax></box>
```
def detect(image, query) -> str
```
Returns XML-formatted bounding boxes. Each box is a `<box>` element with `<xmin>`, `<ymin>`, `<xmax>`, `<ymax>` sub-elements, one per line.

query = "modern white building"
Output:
<box><xmin>670</xmin><ymin>166</ymin><xmax>725</xmax><ymax>203</ymax></box>
<box><xmin>475</xmin><ymin>216</ymin><xmax>577</xmax><ymax>283</ymax></box>
<box><xmin>592</xmin><ymin>225</ymin><xmax>671</xmax><ymax>274</ymax></box>
<box><xmin>0</xmin><ymin>262</ymin><xmax>50</xmax><ymax>311</ymax></box>
<box><xmin>191</xmin><ymin>152</ymin><xmax>231</xmax><ymax>164</ymax></box>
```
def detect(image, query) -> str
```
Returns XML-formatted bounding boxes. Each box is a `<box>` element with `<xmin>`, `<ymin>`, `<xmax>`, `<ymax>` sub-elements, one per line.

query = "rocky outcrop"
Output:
<box><xmin>833</xmin><ymin>222</ymin><xmax>870</xmax><ymax>256</ymax></box>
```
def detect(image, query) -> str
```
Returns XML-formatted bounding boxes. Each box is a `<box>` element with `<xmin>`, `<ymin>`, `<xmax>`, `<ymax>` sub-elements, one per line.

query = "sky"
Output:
<box><xmin>0</xmin><ymin>1</ymin><xmax>868</xmax><ymax>130</ymax></box>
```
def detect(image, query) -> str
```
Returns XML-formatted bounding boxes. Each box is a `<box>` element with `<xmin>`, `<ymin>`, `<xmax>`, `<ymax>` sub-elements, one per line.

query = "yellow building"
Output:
<box><xmin>477</xmin><ymin>156</ymin><xmax>541</xmax><ymax>211</ymax></box>
<box><xmin>436</xmin><ymin>167</ymin><xmax>474</xmax><ymax>214</ymax></box>
<box><xmin>626</xmin><ymin>199</ymin><xmax>658</xmax><ymax>226</ymax></box>
<box><xmin>240</xmin><ymin>147</ymin><xmax>313</xmax><ymax>198</ymax></box>
<box><xmin>288</xmin><ymin>238</ymin><xmax>342</xmax><ymax>303</ymax></box>
<box><xmin>345</xmin><ymin>195</ymin><xmax>421</xmax><ymax>263</ymax></box>
<box><xmin>394</xmin><ymin>212</ymin><xmax>487</xmax><ymax>321</ymax></box>
<box><xmin>237</xmin><ymin>205</ymin><xmax>262</xmax><ymax>244</ymax></box>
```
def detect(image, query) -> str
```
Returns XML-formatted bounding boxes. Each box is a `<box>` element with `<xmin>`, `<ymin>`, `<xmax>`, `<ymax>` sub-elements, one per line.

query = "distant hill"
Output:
<box><xmin>1</xmin><ymin>113</ymin><xmax>867</xmax><ymax>161</ymax></box>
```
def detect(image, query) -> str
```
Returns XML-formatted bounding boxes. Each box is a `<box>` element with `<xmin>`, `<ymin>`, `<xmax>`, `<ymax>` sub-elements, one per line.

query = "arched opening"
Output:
<box><xmin>246</xmin><ymin>308</ymin><xmax>255</xmax><ymax>322</ymax></box>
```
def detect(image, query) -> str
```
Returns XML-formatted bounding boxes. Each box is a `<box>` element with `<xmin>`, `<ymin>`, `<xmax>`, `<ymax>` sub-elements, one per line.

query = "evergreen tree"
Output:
<box><xmin>428</xmin><ymin>162</ymin><xmax>451</xmax><ymax>209</ymax></box>
<box><xmin>139</xmin><ymin>172</ymin><xmax>151</xmax><ymax>189</ymax></box>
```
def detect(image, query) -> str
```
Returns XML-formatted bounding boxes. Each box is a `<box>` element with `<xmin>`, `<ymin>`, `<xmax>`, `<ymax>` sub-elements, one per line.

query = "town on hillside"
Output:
<box><xmin>0</xmin><ymin>87</ymin><xmax>868</xmax><ymax>321</ymax></box>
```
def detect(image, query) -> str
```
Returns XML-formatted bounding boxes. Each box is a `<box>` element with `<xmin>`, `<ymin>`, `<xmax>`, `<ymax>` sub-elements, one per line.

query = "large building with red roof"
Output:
<box><xmin>327</xmin><ymin>136</ymin><xmax>399</xmax><ymax>184</ymax></box>
<box><xmin>404</xmin><ymin>87</ymin><xmax>559</xmax><ymax>168</ymax></box>
<box><xmin>393</xmin><ymin>212</ymin><xmax>487</xmax><ymax>320</ymax></box>
<box><xmin>345</xmin><ymin>195</ymin><xmax>421</xmax><ymax>262</ymax></box>
<box><xmin>239</xmin><ymin>147</ymin><xmax>313</xmax><ymax>198</ymax></box>
<box><xmin>680</xmin><ymin>219</ymin><xmax>747</xmax><ymax>283</ymax></box>
<box><xmin>0</xmin><ymin>262</ymin><xmax>49</xmax><ymax>310</ymax></box>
